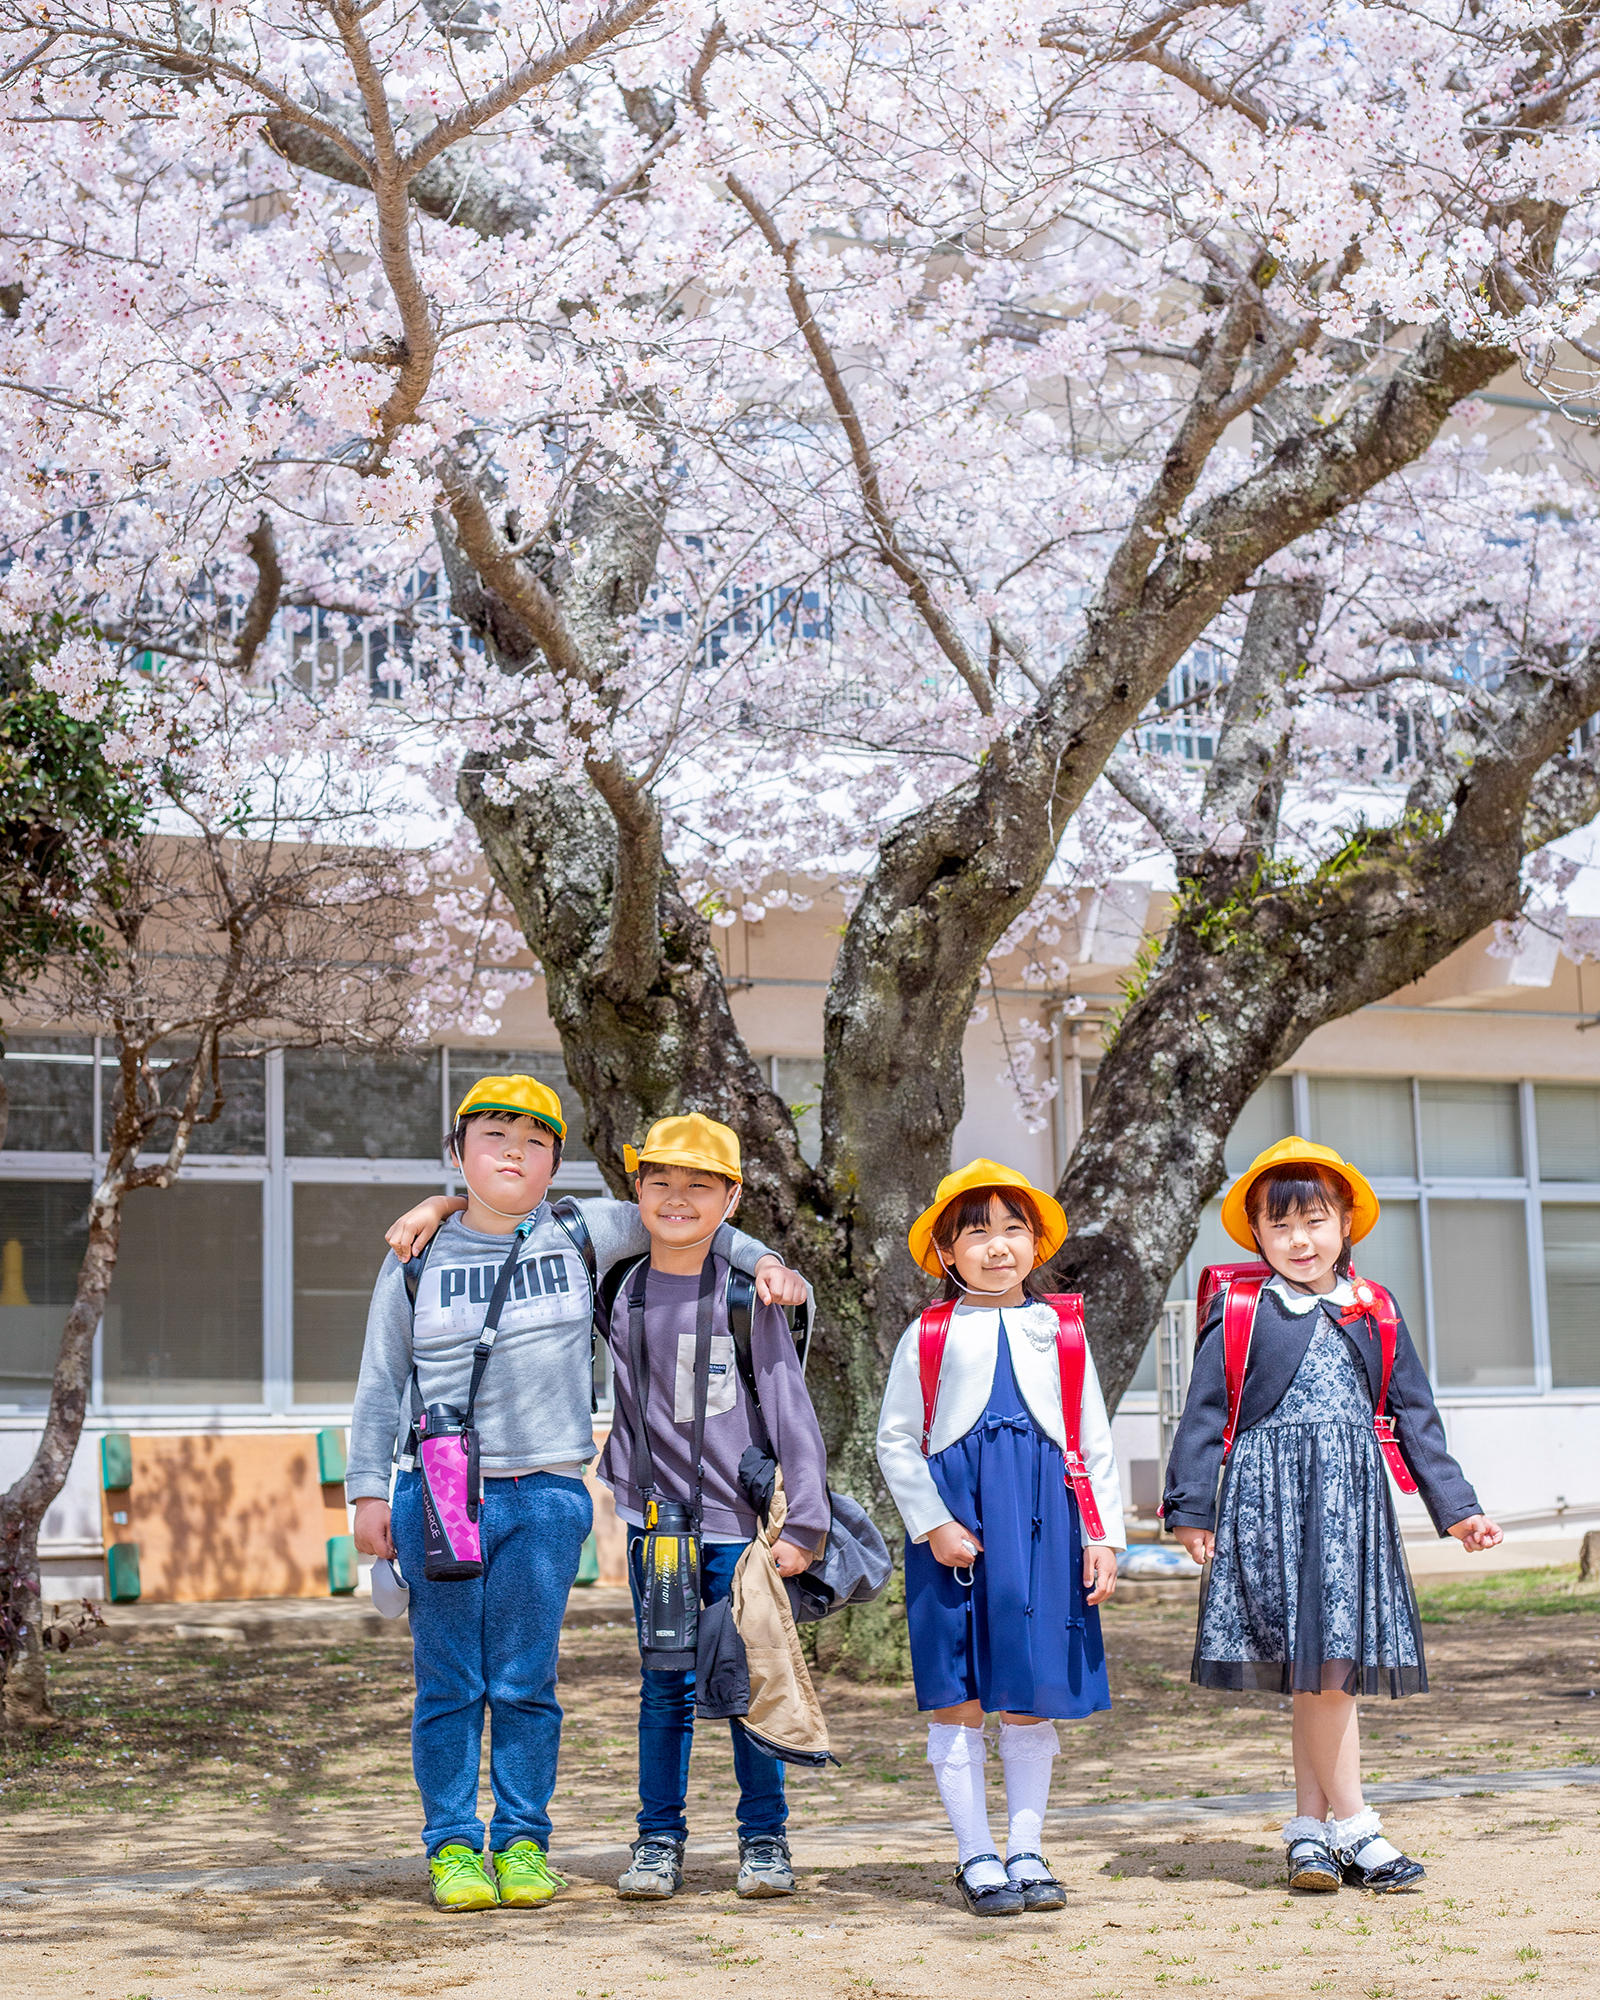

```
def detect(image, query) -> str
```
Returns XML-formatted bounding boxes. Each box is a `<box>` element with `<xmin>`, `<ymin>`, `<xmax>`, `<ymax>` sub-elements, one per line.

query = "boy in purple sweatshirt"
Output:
<box><xmin>600</xmin><ymin>1113</ymin><xmax>828</xmax><ymax>1905</ymax></box>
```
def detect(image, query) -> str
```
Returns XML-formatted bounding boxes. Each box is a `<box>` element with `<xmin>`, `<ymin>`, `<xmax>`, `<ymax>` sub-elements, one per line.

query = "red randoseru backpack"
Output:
<box><xmin>916</xmin><ymin>1295</ymin><xmax>1108</xmax><ymax>1539</ymax></box>
<box><xmin>1196</xmin><ymin>1262</ymin><xmax>1418</xmax><ymax>1493</ymax></box>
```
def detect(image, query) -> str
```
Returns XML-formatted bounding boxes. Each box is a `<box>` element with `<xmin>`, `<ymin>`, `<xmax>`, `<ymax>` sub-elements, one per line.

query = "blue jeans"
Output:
<box><xmin>393</xmin><ymin>1467</ymin><xmax>592</xmax><ymax>1856</ymax></box>
<box><xmin>627</xmin><ymin>1529</ymin><xmax>787</xmax><ymax>1843</ymax></box>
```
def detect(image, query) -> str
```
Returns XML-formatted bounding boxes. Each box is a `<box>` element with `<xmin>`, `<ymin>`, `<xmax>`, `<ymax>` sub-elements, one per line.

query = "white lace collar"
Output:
<box><xmin>1266</xmin><ymin>1273</ymin><xmax>1355</xmax><ymax>1317</ymax></box>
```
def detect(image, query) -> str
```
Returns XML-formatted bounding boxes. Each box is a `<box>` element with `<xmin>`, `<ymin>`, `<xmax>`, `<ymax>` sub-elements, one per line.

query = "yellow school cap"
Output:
<box><xmin>907</xmin><ymin>1158</ymin><xmax>1068</xmax><ymax>1277</ymax></box>
<box><xmin>453</xmin><ymin>1073</ymin><xmax>566</xmax><ymax>1140</ymax></box>
<box><xmin>623</xmin><ymin>1112</ymin><xmax>742</xmax><ymax>1184</ymax></box>
<box><xmin>1220</xmin><ymin>1135</ymin><xmax>1379</xmax><ymax>1248</ymax></box>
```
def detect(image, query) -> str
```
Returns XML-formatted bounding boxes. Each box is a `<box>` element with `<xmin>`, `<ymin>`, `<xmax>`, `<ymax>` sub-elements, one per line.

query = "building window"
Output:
<box><xmin>1427</xmin><ymin>1200</ymin><xmax>1536</xmax><ymax>1388</ymax></box>
<box><xmin>1308</xmin><ymin>1074</ymin><xmax>1415</xmax><ymax>1177</ymax></box>
<box><xmin>1417</xmin><ymin>1079</ymin><xmax>1522</xmax><ymax>1179</ymax></box>
<box><xmin>0</xmin><ymin>1179</ymin><xmax>92</xmax><ymax>1406</ymax></box>
<box><xmin>285</xmin><ymin>1048</ymin><xmax>443</xmax><ymax>1160</ymax></box>
<box><xmin>1541</xmin><ymin>1205</ymin><xmax>1600</xmax><ymax>1389</ymax></box>
<box><xmin>1533</xmin><ymin>1086</ymin><xmax>1600</xmax><ymax>1182</ymax></box>
<box><xmin>102</xmin><ymin>1182</ymin><xmax>264</xmax><ymax>1404</ymax></box>
<box><xmin>1</xmin><ymin>1037</ymin><xmax>97</xmax><ymax>1153</ymax></box>
<box><xmin>292</xmin><ymin>1182</ymin><xmax>439</xmax><ymax>1404</ymax></box>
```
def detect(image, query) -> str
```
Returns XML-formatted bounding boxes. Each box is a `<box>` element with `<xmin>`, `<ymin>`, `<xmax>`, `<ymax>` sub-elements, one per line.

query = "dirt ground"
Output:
<box><xmin>1</xmin><ymin>1570</ymin><xmax>1597</xmax><ymax>1999</ymax></box>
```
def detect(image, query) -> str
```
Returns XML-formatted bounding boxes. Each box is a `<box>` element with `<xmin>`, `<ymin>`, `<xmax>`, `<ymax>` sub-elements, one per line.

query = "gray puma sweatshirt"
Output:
<box><xmin>344</xmin><ymin>1199</ymin><xmax>778</xmax><ymax>1501</ymax></box>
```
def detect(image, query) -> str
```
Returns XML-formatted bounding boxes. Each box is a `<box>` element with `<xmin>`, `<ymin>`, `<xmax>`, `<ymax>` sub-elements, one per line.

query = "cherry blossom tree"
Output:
<box><xmin>6</xmin><ymin>2</ymin><xmax>1600</xmax><ymax>1664</ymax></box>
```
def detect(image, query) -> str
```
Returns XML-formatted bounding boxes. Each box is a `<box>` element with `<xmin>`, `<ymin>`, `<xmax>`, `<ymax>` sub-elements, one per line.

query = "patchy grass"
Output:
<box><xmin>1414</xmin><ymin>1564</ymin><xmax>1600</xmax><ymax>1625</ymax></box>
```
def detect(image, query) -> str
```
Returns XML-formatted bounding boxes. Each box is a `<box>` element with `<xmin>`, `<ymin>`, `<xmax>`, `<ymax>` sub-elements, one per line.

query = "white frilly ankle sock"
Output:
<box><xmin>1282</xmin><ymin>1814</ymin><xmax>1330</xmax><ymax>1850</ymax></box>
<box><xmin>926</xmin><ymin>1723</ymin><xmax>1006</xmax><ymax>1888</ymax></box>
<box><xmin>1327</xmin><ymin>1806</ymin><xmax>1403</xmax><ymax>1868</ymax></box>
<box><xmin>998</xmin><ymin>1720</ymin><xmax>1060</xmax><ymax>1882</ymax></box>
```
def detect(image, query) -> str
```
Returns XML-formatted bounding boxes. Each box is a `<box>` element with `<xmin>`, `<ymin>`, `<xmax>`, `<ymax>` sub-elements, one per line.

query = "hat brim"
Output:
<box><xmin>631</xmin><ymin>1149</ymin><xmax>742</xmax><ymax>1185</ymax></box>
<box><xmin>908</xmin><ymin>1183</ymin><xmax>1069</xmax><ymax>1277</ymax></box>
<box><xmin>456</xmin><ymin>1102</ymin><xmax>566</xmax><ymax>1141</ymax></box>
<box><xmin>1221</xmin><ymin>1156</ymin><xmax>1380</xmax><ymax>1248</ymax></box>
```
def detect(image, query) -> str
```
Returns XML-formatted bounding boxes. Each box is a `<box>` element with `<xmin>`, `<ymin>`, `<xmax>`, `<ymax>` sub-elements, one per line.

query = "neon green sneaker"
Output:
<box><xmin>493</xmin><ymin>1839</ymin><xmax>566</xmax><ymax>1908</ymax></box>
<box><xmin>429</xmin><ymin>1843</ymin><xmax>499</xmax><ymax>1911</ymax></box>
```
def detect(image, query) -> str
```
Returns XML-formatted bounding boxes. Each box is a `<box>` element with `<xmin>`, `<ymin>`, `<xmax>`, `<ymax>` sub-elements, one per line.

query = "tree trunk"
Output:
<box><xmin>1</xmin><ymin>1180</ymin><xmax>121</xmax><ymax>1728</ymax></box>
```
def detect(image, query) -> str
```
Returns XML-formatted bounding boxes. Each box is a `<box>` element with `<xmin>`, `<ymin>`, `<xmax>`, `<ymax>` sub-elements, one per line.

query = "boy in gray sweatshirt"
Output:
<box><xmin>348</xmin><ymin>1074</ymin><xmax>800</xmax><ymax>1913</ymax></box>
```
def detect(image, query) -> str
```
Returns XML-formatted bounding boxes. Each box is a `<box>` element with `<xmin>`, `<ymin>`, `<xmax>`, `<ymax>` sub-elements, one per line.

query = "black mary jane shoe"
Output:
<box><xmin>954</xmin><ymin>1853</ymin><xmax>1025</xmax><ymax>1917</ymax></box>
<box><xmin>1004</xmin><ymin>1852</ymin><xmax>1066</xmax><ymax>1911</ymax></box>
<box><xmin>1286</xmin><ymin>1836</ymin><xmax>1342</xmax><ymax>1893</ymax></box>
<box><xmin>1337</xmin><ymin>1834</ymin><xmax>1426</xmax><ymax>1894</ymax></box>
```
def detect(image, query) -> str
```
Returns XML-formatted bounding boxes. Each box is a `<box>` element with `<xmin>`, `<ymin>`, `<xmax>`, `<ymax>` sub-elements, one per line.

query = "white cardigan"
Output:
<box><xmin>875</xmin><ymin>1299</ymin><xmax>1125</xmax><ymax>1549</ymax></box>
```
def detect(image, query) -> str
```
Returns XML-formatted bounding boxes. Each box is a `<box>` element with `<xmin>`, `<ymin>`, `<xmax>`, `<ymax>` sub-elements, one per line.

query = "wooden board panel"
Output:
<box><xmin>102</xmin><ymin>1434</ymin><xmax>351</xmax><ymax>1604</ymax></box>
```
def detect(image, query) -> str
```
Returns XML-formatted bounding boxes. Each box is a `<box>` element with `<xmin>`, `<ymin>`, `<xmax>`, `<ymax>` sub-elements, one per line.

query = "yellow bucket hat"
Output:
<box><xmin>454</xmin><ymin>1073</ymin><xmax>566</xmax><ymax>1141</ymax></box>
<box><xmin>907</xmin><ymin>1158</ymin><xmax>1068</xmax><ymax>1277</ymax></box>
<box><xmin>624</xmin><ymin>1112</ymin><xmax>742</xmax><ymax>1184</ymax></box>
<box><xmin>1220</xmin><ymin>1135</ymin><xmax>1380</xmax><ymax>1249</ymax></box>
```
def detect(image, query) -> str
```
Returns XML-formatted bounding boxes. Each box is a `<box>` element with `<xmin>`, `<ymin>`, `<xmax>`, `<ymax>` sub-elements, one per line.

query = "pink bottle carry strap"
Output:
<box><xmin>915</xmin><ymin>1294</ymin><xmax>1106</xmax><ymax>1541</ymax></box>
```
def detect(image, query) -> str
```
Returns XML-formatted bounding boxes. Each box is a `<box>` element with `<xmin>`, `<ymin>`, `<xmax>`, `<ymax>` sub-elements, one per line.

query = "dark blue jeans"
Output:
<box><xmin>627</xmin><ymin>1530</ymin><xmax>787</xmax><ymax>1843</ymax></box>
<box><xmin>393</xmin><ymin>1468</ymin><xmax>592</xmax><ymax>1856</ymax></box>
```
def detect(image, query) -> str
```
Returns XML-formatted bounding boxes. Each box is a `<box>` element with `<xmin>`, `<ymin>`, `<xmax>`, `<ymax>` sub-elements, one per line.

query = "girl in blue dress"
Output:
<box><xmin>877</xmin><ymin>1160</ymin><xmax>1123</xmax><ymax>1917</ymax></box>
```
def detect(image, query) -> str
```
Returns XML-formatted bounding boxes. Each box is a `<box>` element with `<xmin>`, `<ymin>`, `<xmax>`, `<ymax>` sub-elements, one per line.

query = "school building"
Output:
<box><xmin>2</xmin><ymin>863</ymin><xmax>1599</xmax><ymax>1602</ymax></box>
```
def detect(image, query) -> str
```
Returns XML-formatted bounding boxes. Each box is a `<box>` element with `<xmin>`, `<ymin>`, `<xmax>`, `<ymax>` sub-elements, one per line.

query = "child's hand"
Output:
<box><xmin>1083</xmin><ymin>1544</ymin><xmax>1118</xmax><ymax>1605</ymax></box>
<box><xmin>754</xmin><ymin>1257</ymin><xmax>807</xmax><ymax>1308</ymax></box>
<box><xmin>1173</xmin><ymin>1526</ymin><xmax>1214</xmax><ymax>1566</ymax></box>
<box><xmin>385</xmin><ymin>1194</ymin><xmax>466</xmax><ymax>1260</ymax></box>
<box><xmin>353</xmin><ymin>1498</ymin><xmax>395</xmax><ymax>1560</ymax></box>
<box><xmin>771</xmin><ymin>1537</ymin><xmax>813</xmax><ymax>1578</ymax></box>
<box><xmin>1448</xmin><ymin>1513</ymin><xmax>1503</xmax><ymax>1553</ymax></box>
<box><xmin>926</xmin><ymin>1520</ymin><xmax>982</xmax><ymax>1567</ymax></box>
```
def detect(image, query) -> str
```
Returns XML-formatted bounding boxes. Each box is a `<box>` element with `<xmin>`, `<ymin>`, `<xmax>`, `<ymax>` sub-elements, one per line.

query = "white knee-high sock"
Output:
<box><xmin>926</xmin><ymin>1723</ymin><xmax>1005</xmax><ymax>1887</ymax></box>
<box><xmin>998</xmin><ymin>1720</ymin><xmax>1060</xmax><ymax>1882</ymax></box>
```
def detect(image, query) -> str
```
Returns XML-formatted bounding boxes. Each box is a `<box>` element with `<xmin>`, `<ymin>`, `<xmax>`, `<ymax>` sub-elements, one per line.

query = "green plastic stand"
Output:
<box><xmin>316</xmin><ymin>1428</ymin><xmax>348</xmax><ymax>1485</ymax></box>
<box><xmin>106</xmin><ymin>1542</ymin><xmax>141</xmax><ymax>1602</ymax></box>
<box><xmin>326</xmin><ymin>1534</ymin><xmax>358</xmax><ymax>1595</ymax></box>
<box><xmin>574</xmin><ymin>1531</ymin><xmax>600</xmax><ymax>1587</ymax></box>
<box><xmin>100</xmin><ymin>1432</ymin><xmax>133</xmax><ymax>1492</ymax></box>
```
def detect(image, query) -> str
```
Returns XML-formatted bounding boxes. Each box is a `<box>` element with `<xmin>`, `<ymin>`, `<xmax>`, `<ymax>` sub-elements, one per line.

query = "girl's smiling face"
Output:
<box><xmin>944</xmin><ymin>1195</ymin><xmax>1038</xmax><ymax>1304</ymax></box>
<box><xmin>1253</xmin><ymin>1198</ymin><xmax>1346</xmax><ymax>1293</ymax></box>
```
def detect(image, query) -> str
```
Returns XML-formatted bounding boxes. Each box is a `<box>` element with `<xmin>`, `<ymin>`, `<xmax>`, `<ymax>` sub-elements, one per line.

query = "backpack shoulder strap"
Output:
<box><xmin>1220</xmin><ymin>1274</ymin><xmax>1268</xmax><ymax>1457</ymax></box>
<box><xmin>1346</xmin><ymin>1273</ymin><xmax>1419</xmax><ymax>1495</ymax></box>
<box><xmin>917</xmin><ymin>1300</ymin><xmax>957</xmax><ymax>1456</ymax></box>
<box><xmin>1041</xmin><ymin>1294</ymin><xmax>1107</xmax><ymax>1542</ymax></box>
<box><xmin>550</xmin><ymin>1195</ymin><xmax>604</xmax><ymax>1412</ymax></box>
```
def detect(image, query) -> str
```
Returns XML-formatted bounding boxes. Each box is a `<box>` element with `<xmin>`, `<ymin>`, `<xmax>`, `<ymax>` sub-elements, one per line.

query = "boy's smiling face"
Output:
<box><xmin>455</xmin><ymin>1111</ymin><xmax>557</xmax><ymax>1227</ymax></box>
<box><xmin>636</xmin><ymin>1161</ymin><xmax>739</xmax><ymax>1260</ymax></box>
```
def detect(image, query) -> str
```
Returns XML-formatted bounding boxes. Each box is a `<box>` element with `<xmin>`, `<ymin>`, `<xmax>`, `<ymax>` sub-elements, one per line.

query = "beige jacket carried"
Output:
<box><xmin>730</xmin><ymin>1470</ymin><xmax>831</xmax><ymax>1764</ymax></box>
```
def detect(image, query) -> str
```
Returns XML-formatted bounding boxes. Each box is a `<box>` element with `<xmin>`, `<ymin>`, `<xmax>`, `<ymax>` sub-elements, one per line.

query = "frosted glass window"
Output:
<box><xmin>1418</xmin><ymin>1081</ymin><xmax>1521</xmax><ymax>1179</ymax></box>
<box><xmin>286</xmin><ymin>1049</ymin><xmax>442</xmax><ymax>1160</ymax></box>
<box><xmin>1</xmin><ymin>1038</ymin><xmax>96</xmax><ymax>1153</ymax></box>
<box><xmin>1428</xmin><ymin>1200</ymin><xmax>1534</xmax><ymax>1388</ymax></box>
<box><xmin>1542</xmin><ymin>1205</ymin><xmax>1600</xmax><ymax>1388</ymax></box>
<box><xmin>1535</xmin><ymin>1087</ymin><xmax>1600</xmax><ymax>1183</ymax></box>
<box><xmin>1309</xmin><ymin>1076</ymin><xmax>1415</xmax><ymax>1178</ymax></box>
<box><xmin>113</xmin><ymin>1048</ymin><xmax>265</xmax><ymax>1157</ymax></box>
<box><xmin>102</xmin><ymin>1182</ymin><xmax>263</xmax><ymax>1404</ymax></box>
<box><xmin>773</xmin><ymin>1057</ymin><xmax>825</xmax><ymax>1167</ymax></box>
<box><xmin>1223</xmin><ymin>1076</ymin><xmax>1293</xmax><ymax>1173</ymax></box>
<box><xmin>1353</xmin><ymin>1200</ymin><xmax>1424</xmax><ymax>1332</ymax></box>
<box><xmin>447</xmin><ymin>1048</ymin><xmax>592</xmax><ymax>1162</ymax></box>
<box><xmin>1127</xmin><ymin>1332</ymin><xmax>1157</xmax><ymax>1391</ymax></box>
<box><xmin>293</xmin><ymin>1182</ymin><xmax>439</xmax><ymax>1403</ymax></box>
<box><xmin>0</xmin><ymin>1179</ymin><xmax>92</xmax><ymax>1406</ymax></box>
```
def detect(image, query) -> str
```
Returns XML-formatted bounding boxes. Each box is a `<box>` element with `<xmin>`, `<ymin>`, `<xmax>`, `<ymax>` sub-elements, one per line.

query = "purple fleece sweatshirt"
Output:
<box><xmin>595</xmin><ymin>1254</ymin><xmax>830</xmax><ymax>1546</ymax></box>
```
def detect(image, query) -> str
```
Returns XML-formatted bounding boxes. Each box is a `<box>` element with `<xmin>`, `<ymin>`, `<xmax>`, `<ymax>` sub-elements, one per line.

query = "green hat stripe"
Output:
<box><xmin>460</xmin><ymin>1101</ymin><xmax>566</xmax><ymax>1138</ymax></box>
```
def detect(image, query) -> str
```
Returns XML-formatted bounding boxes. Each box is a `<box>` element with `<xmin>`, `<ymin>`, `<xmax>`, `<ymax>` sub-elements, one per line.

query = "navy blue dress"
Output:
<box><xmin>903</xmin><ymin>1323</ymin><xmax>1111</xmax><ymax>1718</ymax></box>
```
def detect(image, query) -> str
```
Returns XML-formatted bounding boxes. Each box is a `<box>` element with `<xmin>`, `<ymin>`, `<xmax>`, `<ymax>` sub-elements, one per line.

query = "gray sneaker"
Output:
<box><xmin>617</xmin><ymin>1835</ymin><xmax>685</xmax><ymax>1900</ymax></box>
<box><xmin>736</xmin><ymin>1833</ymin><xmax>795</xmax><ymax>1898</ymax></box>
